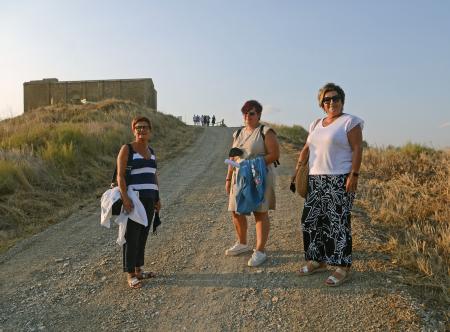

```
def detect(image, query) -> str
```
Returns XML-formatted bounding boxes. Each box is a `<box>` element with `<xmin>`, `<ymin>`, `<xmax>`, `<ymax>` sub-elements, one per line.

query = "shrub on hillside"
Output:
<box><xmin>266</xmin><ymin>123</ymin><xmax>308</xmax><ymax>148</ymax></box>
<box><xmin>0</xmin><ymin>160</ymin><xmax>34</xmax><ymax>195</ymax></box>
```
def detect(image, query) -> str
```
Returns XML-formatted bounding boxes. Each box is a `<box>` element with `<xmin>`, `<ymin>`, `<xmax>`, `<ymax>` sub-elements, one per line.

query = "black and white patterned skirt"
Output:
<box><xmin>300</xmin><ymin>174</ymin><xmax>355</xmax><ymax>267</ymax></box>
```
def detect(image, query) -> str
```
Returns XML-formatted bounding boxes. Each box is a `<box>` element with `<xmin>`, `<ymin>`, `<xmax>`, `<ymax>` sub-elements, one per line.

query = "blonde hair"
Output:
<box><xmin>317</xmin><ymin>83</ymin><xmax>345</xmax><ymax>107</ymax></box>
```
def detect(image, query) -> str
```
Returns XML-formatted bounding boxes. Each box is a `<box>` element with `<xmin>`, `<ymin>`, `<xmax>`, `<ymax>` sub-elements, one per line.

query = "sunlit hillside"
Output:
<box><xmin>0</xmin><ymin>100</ymin><xmax>200</xmax><ymax>252</ymax></box>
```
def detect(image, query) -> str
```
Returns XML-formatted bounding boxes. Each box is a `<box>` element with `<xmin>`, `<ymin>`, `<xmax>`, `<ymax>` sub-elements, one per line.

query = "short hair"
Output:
<box><xmin>241</xmin><ymin>100</ymin><xmax>263</xmax><ymax>114</ymax></box>
<box><xmin>317</xmin><ymin>83</ymin><xmax>345</xmax><ymax>107</ymax></box>
<box><xmin>131</xmin><ymin>116</ymin><xmax>152</xmax><ymax>130</ymax></box>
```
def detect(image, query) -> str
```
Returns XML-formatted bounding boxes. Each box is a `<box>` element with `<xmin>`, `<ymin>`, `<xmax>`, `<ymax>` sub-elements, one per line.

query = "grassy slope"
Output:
<box><xmin>0</xmin><ymin>99</ymin><xmax>200</xmax><ymax>252</ymax></box>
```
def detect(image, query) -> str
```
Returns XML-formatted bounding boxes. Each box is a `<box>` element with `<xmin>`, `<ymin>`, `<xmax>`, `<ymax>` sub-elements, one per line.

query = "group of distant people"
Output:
<box><xmin>193</xmin><ymin>114</ymin><xmax>216</xmax><ymax>126</ymax></box>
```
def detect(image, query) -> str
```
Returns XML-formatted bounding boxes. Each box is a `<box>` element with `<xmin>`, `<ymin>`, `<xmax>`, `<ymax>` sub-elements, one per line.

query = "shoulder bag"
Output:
<box><xmin>295</xmin><ymin>154</ymin><xmax>309</xmax><ymax>198</ymax></box>
<box><xmin>294</xmin><ymin>118</ymin><xmax>321</xmax><ymax>198</ymax></box>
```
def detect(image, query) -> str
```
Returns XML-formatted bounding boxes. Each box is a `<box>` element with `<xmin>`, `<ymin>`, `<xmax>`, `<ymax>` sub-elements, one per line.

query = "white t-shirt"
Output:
<box><xmin>307</xmin><ymin>113</ymin><xmax>364</xmax><ymax>175</ymax></box>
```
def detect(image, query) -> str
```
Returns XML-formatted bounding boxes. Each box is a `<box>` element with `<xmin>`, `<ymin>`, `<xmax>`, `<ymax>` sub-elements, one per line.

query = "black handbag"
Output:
<box><xmin>111</xmin><ymin>199</ymin><xmax>123</xmax><ymax>216</ymax></box>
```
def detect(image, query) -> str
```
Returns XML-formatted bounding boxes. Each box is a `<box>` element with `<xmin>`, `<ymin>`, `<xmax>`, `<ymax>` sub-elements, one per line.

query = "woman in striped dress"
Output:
<box><xmin>117</xmin><ymin>116</ymin><xmax>161</xmax><ymax>289</ymax></box>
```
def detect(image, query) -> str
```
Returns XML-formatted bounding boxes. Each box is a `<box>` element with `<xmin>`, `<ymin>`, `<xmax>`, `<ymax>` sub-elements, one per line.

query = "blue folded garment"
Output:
<box><xmin>235</xmin><ymin>156</ymin><xmax>267</xmax><ymax>214</ymax></box>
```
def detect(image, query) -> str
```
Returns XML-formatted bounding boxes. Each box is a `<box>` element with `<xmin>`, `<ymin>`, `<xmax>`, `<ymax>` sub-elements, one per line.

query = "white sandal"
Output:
<box><xmin>325</xmin><ymin>268</ymin><xmax>351</xmax><ymax>287</ymax></box>
<box><xmin>297</xmin><ymin>261</ymin><xmax>328</xmax><ymax>276</ymax></box>
<box><xmin>127</xmin><ymin>277</ymin><xmax>142</xmax><ymax>289</ymax></box>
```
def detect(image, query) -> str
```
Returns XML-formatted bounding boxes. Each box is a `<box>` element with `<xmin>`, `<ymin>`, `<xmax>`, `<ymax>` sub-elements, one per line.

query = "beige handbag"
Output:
<box><xmin>294</xmin><ymin>119</ymin><xmax>320</xmax><ymax>198</ymax></box>
<box><xmin>295</xmin><ymin>153</ymin><xmax>309</xmax><ymax>198</ymax></box>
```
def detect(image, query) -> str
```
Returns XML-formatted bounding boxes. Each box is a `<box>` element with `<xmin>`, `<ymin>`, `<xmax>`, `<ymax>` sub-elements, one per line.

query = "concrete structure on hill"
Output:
<box><xmin>23</xmin><ymin>78</ymin><xmax>157</xmax><ymax>112</ymax></box>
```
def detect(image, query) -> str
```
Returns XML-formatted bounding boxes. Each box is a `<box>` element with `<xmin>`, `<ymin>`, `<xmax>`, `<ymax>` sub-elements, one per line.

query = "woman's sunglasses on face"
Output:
<box><xmin>135</xmin><ymin>125</ymin><xmax>150</xmax><ymax>131</ymax></box>
<box><xmin>242</xmin><ymin>111</ymin><xmax>257</xmax><ymax>116</ymax></box>
<box><xmin>322</xmin><ymin>95</ymin><xmax>341</xmax><ymax>104</ymax></box>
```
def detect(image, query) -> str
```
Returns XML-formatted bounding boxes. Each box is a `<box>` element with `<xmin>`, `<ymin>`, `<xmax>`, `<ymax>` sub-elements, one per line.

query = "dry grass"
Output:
<box><xmin>357</xmin><ymin>144</ymin><xmax>449</xmax><ymax>303</ymax></box>
<box><xmin>0</xmin><ymin>100</ymin><xmax>200</xmax><ymax>252</ymax></box>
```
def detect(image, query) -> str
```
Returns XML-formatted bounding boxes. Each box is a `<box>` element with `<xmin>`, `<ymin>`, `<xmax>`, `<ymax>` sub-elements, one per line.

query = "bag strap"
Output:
<box><xmin>235</xmin><ymin>124</ymin><xmax>280</xmax><ymax>167</ymax></box>
<box><xmin>235</xmin><ymin>124</ymin><xmax>265</xmax><ymax>141</ymax></box>
<box><xmin>260</xmin><ymin>124</ymin><xmax>280</xmax><ymax>167</ymax></box>
<box><xmin>300</xmin><ymin>120</ymin><xmax>321</xmax><ymax>167</ymax></box>
<box><xmin>234</xmin><ymin>127</ymin><xmax>243</xmax><ymax>141</ymax></box>
<box><xmin>312</xmin><ymin>118</ymin><xmax>321</xmax><ymax>131</ymax></box>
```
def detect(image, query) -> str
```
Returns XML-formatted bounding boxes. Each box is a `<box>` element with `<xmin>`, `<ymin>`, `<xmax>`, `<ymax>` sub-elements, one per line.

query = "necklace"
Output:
<box><xmin>238</xmin><ymin>126</ymin><xmax>258</xmax><ymax>148</ymax></box>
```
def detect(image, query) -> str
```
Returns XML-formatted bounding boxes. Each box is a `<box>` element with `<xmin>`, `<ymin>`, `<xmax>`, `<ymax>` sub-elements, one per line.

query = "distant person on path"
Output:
<box><xmin>225</xmin><ymin>100</ymin><xmax>280</xmax><ymax>267</ymax></box>
<box><xmin>117</xmin><ymin>116</ymin><xmax>161</xmax><ymax>289</ymax></box>
<box><xmin>293</xmin><ymin>83</ymin><xmax>363</xmax><ymax>286</ymax></box>
<box><xmin>212</xmin><ymin>115</ymin><xmax>216</xmax><ymax>126</ymax></box>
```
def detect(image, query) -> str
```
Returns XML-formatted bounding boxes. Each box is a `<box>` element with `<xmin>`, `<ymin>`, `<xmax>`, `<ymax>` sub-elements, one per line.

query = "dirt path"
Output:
<box><xmin>0</xmin><ymin>127</ymin><xmax>442</xmax><ymax>331</ymax></box>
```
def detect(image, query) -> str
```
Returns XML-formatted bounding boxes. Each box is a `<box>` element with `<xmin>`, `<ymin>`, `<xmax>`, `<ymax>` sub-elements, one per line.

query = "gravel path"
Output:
<box><xmin>0</xmin><ymin>127</ymin><xmax>443</xmax><ymax>331</ymax></box>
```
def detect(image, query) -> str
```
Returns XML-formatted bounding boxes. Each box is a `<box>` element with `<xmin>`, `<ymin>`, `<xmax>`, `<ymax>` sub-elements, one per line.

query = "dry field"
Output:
<box><xmin>357</xmin><ymin>145</ymin><xmax>449</xmax><ymax>304</ymax></box>
<box><xmin>0</xmin><ymin>100</ymin><xmax>200</xmax><ymax>252</ymax></box>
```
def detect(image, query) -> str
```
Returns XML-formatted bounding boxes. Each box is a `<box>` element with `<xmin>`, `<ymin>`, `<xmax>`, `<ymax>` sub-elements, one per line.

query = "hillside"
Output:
<box><xmin>0</xmin><ymin>100</ymin><xmax>200</xmax><ymax>252</ymax></box>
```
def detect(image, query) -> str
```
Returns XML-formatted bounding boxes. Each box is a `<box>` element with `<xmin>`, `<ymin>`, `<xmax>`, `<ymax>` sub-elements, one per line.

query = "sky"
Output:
<box><xmin>1</xmin><ymin>0</ymin><xmax>449</xmax><ymax>148</ymax></box>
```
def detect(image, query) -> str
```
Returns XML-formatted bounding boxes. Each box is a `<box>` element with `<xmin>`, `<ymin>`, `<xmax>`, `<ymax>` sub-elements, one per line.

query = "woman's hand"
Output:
<box><xmin>122</xmin><ymin>196</ymin><xmax>134</xmax><ymax>214</ymax></box>
<box><xmin>155</xmin><ymin>200</ymin><xmax>161</xmax><ymax>212</ymax></box>
<box><xmin>345</xmin><ymin>174</ymin><xmax>358</xmax><ymax>192</ymax></box>
<box><xmin>291</xmin><ymin>172</ymin><xmax>297</xmax><ymax>183</ymax></box>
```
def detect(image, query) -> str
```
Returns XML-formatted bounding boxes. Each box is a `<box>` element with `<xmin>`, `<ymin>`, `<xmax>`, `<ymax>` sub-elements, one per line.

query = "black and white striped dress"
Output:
<box><xmin>127</xmin><ymin>146</ymin><xmax>159</xmax><ymax>200</ymax></box>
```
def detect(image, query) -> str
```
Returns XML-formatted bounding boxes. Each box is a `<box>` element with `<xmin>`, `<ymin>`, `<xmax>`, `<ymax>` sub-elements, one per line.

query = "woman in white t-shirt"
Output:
<box><xmin>293</xmin><ymin>83</ymin><xmax>364</xmax><ymax>287</ymax></box>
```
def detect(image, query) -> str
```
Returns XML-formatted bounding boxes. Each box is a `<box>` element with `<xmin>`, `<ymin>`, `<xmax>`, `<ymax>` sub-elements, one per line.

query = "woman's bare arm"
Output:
<box><xmin>264</xmin><ymin>130</ymin><xmax>280</xmax><ymax>165</ymax></box>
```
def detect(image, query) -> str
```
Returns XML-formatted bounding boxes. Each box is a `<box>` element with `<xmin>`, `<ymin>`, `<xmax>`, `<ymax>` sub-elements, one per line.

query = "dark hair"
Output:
<box><xmin>317</xmin><ymin>83</ymin><xmax>345</xmax><ymax>107</ymax></box>
<box><xmin>241</xmin><ymin>100</ymin><xmax>262</xmax><ymax>114</ymax></box>
<box><xmin>131</xmin><ymin>116</ymin><xmax>152</xmax><ymax>130</ymax></box>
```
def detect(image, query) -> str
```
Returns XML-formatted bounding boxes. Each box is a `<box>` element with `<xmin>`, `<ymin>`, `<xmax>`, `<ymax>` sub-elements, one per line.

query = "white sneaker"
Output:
<box><xmin>247</xmin><ymin>250</ymin><xmax>267</xmax><ymax>267</ymax></box>
<box><xmin>225</xmin><ymin>242</ymin><xmax>251</xmax><ymax>256</ymax></box>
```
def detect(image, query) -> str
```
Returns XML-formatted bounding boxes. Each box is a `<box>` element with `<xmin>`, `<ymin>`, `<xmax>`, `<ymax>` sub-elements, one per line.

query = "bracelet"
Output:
<box><xmin>351</xmin><ymin>172</ymin><xmax>359</xmax><ymax>177</ymax></box>
<box><xmin>226</xmin><ymin>178</ymin><xmax>232</xmax><ymax>181</ymax></box>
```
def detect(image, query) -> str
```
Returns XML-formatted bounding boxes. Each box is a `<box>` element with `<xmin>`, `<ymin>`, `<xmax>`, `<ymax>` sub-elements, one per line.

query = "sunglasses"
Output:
<box><xmin>243</xmin><ymin>111</ymin><xmax>257</xmax><ymax>116</ymax></box>
<box><xmin>322</xmin><ymin>95</ymin><xmax>341</xmax><ymax>104</ymax></box>
<box><xmin>135</xmin><ymin>125</ymin><xmax>150</xmax><ymax>131</ymax></box>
